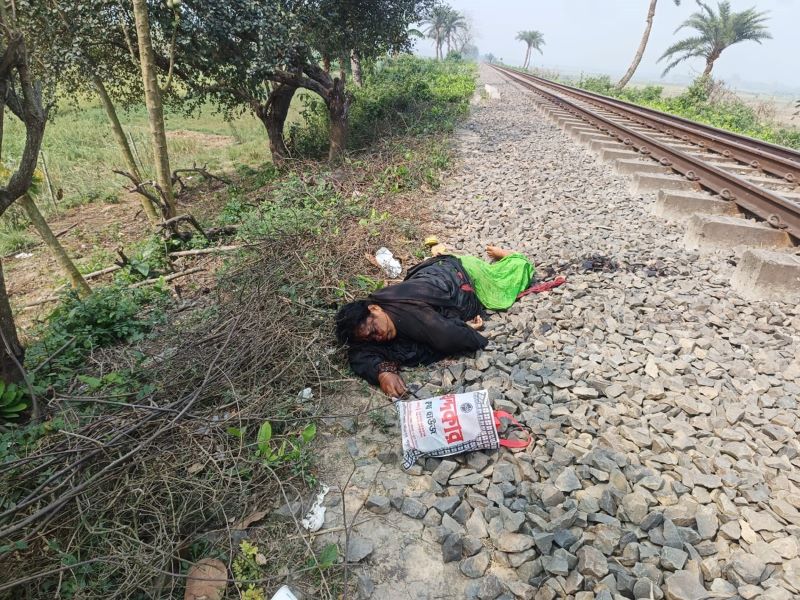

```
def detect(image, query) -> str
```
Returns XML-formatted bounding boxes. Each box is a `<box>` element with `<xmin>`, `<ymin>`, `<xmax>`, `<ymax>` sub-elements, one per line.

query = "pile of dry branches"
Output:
<box><xmin>0</xmin><ymin>143</ymin><xmax>432</xmax><ymax>598</ymax></box>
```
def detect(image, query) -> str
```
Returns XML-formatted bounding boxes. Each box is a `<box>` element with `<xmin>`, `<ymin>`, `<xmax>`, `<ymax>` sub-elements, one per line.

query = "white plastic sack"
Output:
<box><xmin>396</xmin><ymin>390</ymin><xmax>499</xmax><ymax>469</ymax></box>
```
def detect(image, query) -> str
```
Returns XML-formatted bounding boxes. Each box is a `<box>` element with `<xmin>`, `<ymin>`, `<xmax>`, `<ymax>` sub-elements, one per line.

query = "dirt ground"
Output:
<box><xmin>4</xmin><ymin>179</ymin><xmax>230</xmax><ymax>338</ymax></box>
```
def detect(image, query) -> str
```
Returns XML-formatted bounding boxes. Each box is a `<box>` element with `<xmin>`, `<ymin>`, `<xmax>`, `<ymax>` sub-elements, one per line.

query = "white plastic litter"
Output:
<box><xmin>270</xmin><ymin>585</ymin><xmax>299</xmax><ymax>600</ymax></box>
<box><xmin>297</xmin><ymin>387</ymin><xmax>313</xmax><ymax>401</ymax></box>
<box><xmin>396</xmin><ymin>390</ymin><xmax>499</xmax><ymax>469</ymax></box>
<box><xmin>14</xmin><ymin>252</ymin><xmax>33</xmax><ymax>259</ymax></box>
<box><xmin>300</xmin><ymin>483</ymin><xmax>329</xmax><ymax>532</ymax></box>
<box><xmin>375</xmin><ymin>247</ymin><xmax>402</xmax><ymax>278</ymax></box>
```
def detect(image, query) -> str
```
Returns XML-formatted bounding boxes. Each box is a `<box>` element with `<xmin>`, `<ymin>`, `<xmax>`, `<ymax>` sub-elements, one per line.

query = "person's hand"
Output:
<box><xmin>467</xmin><ymin>315</ymin><xmax>484</xmax><ymax>331</ymax></box>
<box><xmin>378</xmin><ymin>371</ymin><xmax>407</xmax><ymax>398</ymax></box>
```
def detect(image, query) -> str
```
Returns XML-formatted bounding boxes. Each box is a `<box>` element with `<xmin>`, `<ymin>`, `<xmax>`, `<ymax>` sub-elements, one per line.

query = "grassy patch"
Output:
<box><xmin>1</xmin><ymin>98</ymin><xmax>297</xmax><ymax>215</ymax></box>
<box><xmin>570</xmin><ymin>74</ymin><xmax>800</xmax><ymax>150</ymax></box>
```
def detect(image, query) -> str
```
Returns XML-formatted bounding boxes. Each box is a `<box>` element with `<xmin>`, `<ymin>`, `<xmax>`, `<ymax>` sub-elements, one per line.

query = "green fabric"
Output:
<box><xmin>458</xmin><ymin>253</ymin><xmax>535</xmax><ymax>310</ymax></box>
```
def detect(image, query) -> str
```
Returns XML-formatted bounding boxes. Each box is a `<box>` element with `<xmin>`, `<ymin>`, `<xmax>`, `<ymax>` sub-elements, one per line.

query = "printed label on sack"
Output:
<box><xmin>397</xmin><ymin>390</ymin><xmax>499</xmax><ymax>469</ymax></box>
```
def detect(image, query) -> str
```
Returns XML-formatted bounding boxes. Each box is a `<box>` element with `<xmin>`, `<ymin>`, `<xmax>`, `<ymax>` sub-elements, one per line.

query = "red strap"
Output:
<box><xmin>460</xmin><ymin>283</ymin><xmax>474</xmax><ymax>293</ymax></box>
<box><xmin>493</xmin><ymin>410</ymin><xmax>531</xmax><ymax>448</ymax></box>
<box><xmin>517</xmin><ymin>275</ymin><xmax>567</xmax><ymax>299</ymax></box>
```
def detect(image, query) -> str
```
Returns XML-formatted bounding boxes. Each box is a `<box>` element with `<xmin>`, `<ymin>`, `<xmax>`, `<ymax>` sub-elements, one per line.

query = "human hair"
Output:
<box><xmin>335</xmin><ymin>300</ymin><xmax>371</xmax><ymax>345</ymax></box>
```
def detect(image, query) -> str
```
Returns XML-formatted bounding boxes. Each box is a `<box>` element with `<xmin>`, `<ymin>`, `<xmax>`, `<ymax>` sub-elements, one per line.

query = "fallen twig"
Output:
<box><xmin>168</xmin><ymin>245</ymin><xmax>240</xmax><ymax>258</ymax></box>
<box><xmin>130</xmin><ymin>267</ymin><xmax>204</xmax><ymax>288</ymax></box>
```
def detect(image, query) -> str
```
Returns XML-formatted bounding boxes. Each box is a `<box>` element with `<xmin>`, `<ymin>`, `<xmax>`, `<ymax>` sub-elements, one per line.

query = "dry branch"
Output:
<box><xmin>167</xmin><ymin>245</ymin><xmax>240</xmax><ymax>258</ymax></box>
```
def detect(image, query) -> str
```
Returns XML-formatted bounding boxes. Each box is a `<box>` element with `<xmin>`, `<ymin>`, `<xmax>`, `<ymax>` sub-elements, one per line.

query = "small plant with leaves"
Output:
<box><xmin>0</xmin><ymin>381</ymin><xmax>27</xmax><ymax>423</ymax></box>
<box><xmin>232</xmin><ymin>540</ymin><xmax>267</xmax><ymax>600</ymax></box>
<box><xmin>255</xmin><ymin>421</ymin><xmax>317</xmax><ymax>484</ymax></box>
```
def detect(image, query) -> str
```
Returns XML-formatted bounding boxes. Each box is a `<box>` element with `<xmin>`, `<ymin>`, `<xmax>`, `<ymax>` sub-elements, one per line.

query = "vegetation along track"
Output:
<box><xmin>492</xmin><ymin>65</ymin><xmax>800</xmax><ymax>246</ymax></box>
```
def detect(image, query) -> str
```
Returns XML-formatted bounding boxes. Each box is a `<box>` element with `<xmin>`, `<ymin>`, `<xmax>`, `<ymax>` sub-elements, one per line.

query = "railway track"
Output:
<box><xmin>491</xmin><ymin>64</ymin><xmax>800</xmax><ymax>301</ymax></box>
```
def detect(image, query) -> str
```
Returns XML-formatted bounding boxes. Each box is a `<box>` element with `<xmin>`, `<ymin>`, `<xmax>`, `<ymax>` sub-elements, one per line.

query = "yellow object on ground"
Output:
<box><xmin>430</xmin><ymin>243</ymin><xmax>447</xmax><ymax>256</ymax></box>
<box><xmin>424</xmin><ymin>235</ymin><xmax>440</xmax><ymax>247</ymax></box>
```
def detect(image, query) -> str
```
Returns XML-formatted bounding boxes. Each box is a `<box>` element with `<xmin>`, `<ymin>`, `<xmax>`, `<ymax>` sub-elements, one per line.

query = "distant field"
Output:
<box><xmin>2</xmin><ymin>97</ymin><xmax>302</xmax><ymax>210</ymax></box>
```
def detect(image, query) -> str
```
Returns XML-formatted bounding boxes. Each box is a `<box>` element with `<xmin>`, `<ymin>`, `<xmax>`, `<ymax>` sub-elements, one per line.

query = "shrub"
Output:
<box><xmin>25</xmin><ymin>284</ymin><xmax>169</xmax><ymax>386</ymax></box>
<box><xmin>288</xmin><ymin>55</ymin><xmax>476</xmax><ymax>157</ymax></box>
<box><xmin>573</xmin><ymin>73</ymin><xmax>800</xmax><ymax>151</ymax></box>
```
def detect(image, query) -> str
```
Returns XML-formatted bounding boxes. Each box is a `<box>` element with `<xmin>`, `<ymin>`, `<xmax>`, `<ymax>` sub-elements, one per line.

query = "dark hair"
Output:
<box><xmin>335</xmin><ymin>300</ymin><xmax>371</xmax><ymax>345</ymax></box>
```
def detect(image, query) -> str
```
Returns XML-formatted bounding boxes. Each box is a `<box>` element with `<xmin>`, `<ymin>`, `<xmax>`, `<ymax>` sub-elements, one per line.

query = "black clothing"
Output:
<box><xmin>348</xmin><ymin>255</ymin><xmax>488</xmax><ymax>385</ymax></box>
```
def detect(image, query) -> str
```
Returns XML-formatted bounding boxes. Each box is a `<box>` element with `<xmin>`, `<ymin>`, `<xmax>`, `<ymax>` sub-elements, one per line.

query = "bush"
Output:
<box><xmin>25</xmin><ymin>284</ymin><xmax>169</xmax><ymax>386</ymax></box>
<box><xmin>288</xmin><ymin>56</ymin><xmax>476</xmax><ymax>157</ymax></box>
<box><xmin>573</xmin><ymin>73</ymin><xmax>800</xmax><ymax>151</ymax></box>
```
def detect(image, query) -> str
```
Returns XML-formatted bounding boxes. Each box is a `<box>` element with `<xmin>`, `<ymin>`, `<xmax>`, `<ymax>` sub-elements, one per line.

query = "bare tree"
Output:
<box><xmin>0</xmin><ymin>28</ymin><xmax>48</xmax><ymax>385</ymax></box>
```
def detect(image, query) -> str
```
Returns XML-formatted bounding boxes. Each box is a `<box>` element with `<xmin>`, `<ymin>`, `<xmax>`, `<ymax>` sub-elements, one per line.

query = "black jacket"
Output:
<box><xmin>348</xmin><ymin>255</ymin><xmax>487</xmax><ymax>385</ymax></box>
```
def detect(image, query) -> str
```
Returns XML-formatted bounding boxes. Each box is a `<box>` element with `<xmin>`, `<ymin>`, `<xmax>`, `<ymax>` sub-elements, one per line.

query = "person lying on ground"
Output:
<box><xmin>335</xmin><ymin>245</ymin><xmax>534</xmax><ymax>398</ymax></box>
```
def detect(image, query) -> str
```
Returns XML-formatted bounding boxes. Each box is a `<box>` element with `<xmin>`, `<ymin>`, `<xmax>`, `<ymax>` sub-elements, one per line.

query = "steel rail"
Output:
<box><xmin>495</xmin><ymin>66</ymin><xmax>800</xmax><ymax>182</ymax></box>
<box><xmin>492</xmin><ymin>65</ymin><xmax>800</xmax><ymax>242</ymax></box>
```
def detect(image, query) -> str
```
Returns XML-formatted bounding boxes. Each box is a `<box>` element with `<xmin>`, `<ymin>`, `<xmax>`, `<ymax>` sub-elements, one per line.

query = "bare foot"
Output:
<box><xmin>486</xmin><ymin>245</ymin><xmax>512</xmax><ymax>261</ymax></box>
<box><xmin>467</xmin><ymin>315</ymin><xmax>484</xmax><ymax>330</ymax></box>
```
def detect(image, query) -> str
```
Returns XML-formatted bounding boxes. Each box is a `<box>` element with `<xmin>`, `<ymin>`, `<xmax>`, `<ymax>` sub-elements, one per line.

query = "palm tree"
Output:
<box><xmin>516</xmin><ymin>31</ymin><xmax>545</xmax><ymax>70</ymax></box>
<box><xmin>442</xmin><ymin>8</ymin><xmax>468</xmax><ymax>57</ymax></box>
<box><xmin>422</xmin><ymin>5</ymin><xmax>467</xmax><ymax>59</ymax></box>
<box><xmin>617</xmin><ymin>0</ymin><xmax>681</xmax><ymax>90</ymax></box>
<box><xmin>422</xmin><ymin>6</ymin><xmax>448</xmax><ymax>60</ymax></box>
<box><xmin>659</xmin><ymin>0</ymin><xmax>771</xmax><ymax>78</ymax></box>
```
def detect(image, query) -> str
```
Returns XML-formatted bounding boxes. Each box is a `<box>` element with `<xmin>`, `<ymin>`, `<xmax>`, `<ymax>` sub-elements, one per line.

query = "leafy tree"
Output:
<box><xmin>617</xmin><ymin>0</ymin><xmax>681</xmax><ymax>90</ymax></box>
<box><xmin>171</xmin><ymin>0</ymin><xmax>432</xmax><ymax>162</ymax></box>
<box><xmin>659</xmin><ymin>0</ymin><xmax>771</xmax><ymax>78</ymax></box>
<box><xmin>483</xmin><ymin>53</ymin><xmax>497</xmax><ymax>64</ymax></box>
<box><xmin>15</xmin><ymin>0</ymin><xmax>165</xmax><ymax>222</ymax></box>
<box><xmin>516</xmin><ymin>30</ymin><xmax>545</xmax><ymax>70</ymax></box>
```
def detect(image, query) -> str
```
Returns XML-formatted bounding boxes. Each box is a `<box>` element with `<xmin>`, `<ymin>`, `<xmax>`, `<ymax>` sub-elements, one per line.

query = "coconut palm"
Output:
<box><xmin>659</xmin><ymin>0</ymin><xmax>771</xmax><ymax>78</ymax></box>
<box><xmin>616</xmin><ymin>0</ymin><xmax>681</xmax><ymax>90</ymax></box>
<box><xmin>423</xmin><ymin>5</ymin><xmax>467</xmax><ymax>59</ymax></box>
<box><xmin>516</xmin><ymin>30</ymin><xmax>545</xmax><ymax>70</ymax></box>
<box><xmin>442</xmin><ymin>8</ymin><xmax>468</xmax><ymax>56</ymax></box>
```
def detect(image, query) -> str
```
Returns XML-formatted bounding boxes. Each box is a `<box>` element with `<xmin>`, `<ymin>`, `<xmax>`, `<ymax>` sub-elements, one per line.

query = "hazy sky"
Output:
<box><xmin>415</xmin><ymin>0</ymin><xmax>800</xmax><ymax>94</ymax></box>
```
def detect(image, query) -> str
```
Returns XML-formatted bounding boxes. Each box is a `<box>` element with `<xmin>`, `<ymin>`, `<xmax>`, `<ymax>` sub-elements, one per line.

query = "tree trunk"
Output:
<box><xmin>131</xmin><ymin>0</ymin><xmax>176</xmax><ymax>218</ymax></box>
<box><xmin>323</xmin><ymin>55</ymin><xmax>331</xmax><ymax>74</ymax></box>
<box><xmin>435</xmin><ymin>34</ymin><xmax>441</xmax><ymax>60</ymax></box>
<box><xmin>524</xmin><ymin>46</ymin><xmax>531</xmax><ymax>69</ymax></box>
<box><xmin>0</xmin><ymin>260</ymin><xmax>24</xmax><ymax>386</ymax></box>
<box><xmin>616</xmin><ymin>0</ymin><xmax>658</xmax><ymax>89</ymax></box>
<box><xmin>350</xmin><ymin>50</ymin><xmax>363</xmax><ymax>87</ymax></box>
<box><xmin>255</xmin><ymin>84</ymin><xmax>297</xmax><ymax>165</ymax></box>
<box><xmin>18</xmin><ymin>194</ymin><xmax>91</xmax><ymax>297</ymax></box>
<box><xmin>339</xmin><ymin>53</ymin><xmax>348</xmax><ymax>84</ymax></box>
<box><xmin>92</xmin><ymin>75</ymin><xmax>159</xmax><ymax>223</ymax></box>
<box><xmin>327</xmin><ymin>78</ymin><xmax>350</xmax><ymax>162</ymax></box>
<box><xmin>703</xmin><ymin>58</ymin><xmax>715</xmax><ymax>77</ymax></box>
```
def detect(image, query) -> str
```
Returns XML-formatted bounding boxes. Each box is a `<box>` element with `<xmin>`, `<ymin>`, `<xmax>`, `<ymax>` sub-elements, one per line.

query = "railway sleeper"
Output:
<box><xmin>614</xmin><ymin>158</ymin><xmax>672</xmax><ymax>176</ymax></box>
<box><xmin>653</xmin><ymin>190</ymin><xmax>741</xmax><ymax>222</ymax></box>
<box><xmin>684</xmin><ymin>214</ymin><xmax>792</xmax><ymax>253</ymax></box>
<box><xmin>731</xmin><ymin>249</ymin><xmax>800</xmax><ymax>302</ymax></box>
<box><xmin>632</xmin><ymin>172</ymin><xmax>700</xmax><ymax>194</ymax></box>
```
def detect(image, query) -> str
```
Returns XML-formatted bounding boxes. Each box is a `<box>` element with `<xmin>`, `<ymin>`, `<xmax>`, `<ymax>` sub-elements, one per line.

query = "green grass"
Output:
<box><xmin>0</xmin><ymin>228</ymin><xmax>37</xmax><ymax>256</ymax></box>
<box><xmin>2</xmin><ymin>98</ymin><xmax>301</xmax><ymax>212</ymax></box>
<box><xmin>567</xmin><ymin>73</ymin><xmax>800</xmax><ymax>151</ymax></box>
